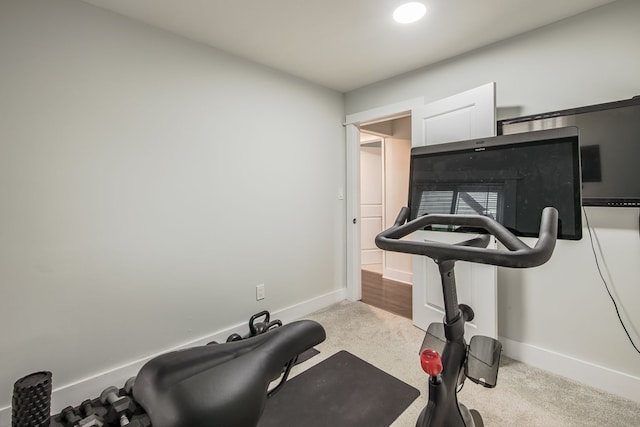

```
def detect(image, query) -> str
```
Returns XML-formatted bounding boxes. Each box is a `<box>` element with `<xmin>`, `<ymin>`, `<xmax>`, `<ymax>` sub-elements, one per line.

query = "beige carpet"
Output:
<box><xmin>288</xmin><ymin>300</ymin><xmax>639</xmax><ymax>427</ymax></box>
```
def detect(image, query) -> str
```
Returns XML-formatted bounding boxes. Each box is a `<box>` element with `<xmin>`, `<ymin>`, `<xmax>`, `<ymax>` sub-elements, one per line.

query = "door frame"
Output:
<box><xmin>344</xmin><ymin>97</ymin><xmax>424</xmax><ymax>301</ymax></box>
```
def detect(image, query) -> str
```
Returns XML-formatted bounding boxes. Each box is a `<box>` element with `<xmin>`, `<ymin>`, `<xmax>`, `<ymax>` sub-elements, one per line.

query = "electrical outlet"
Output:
<box><xmin>256</xmin><ymin>284</ymin><xmax>265</xmax><ymax>300</ymax></box>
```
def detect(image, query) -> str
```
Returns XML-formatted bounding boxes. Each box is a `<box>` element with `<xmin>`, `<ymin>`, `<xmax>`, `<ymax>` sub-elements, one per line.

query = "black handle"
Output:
<box><xmin>249</xmin><ymin>311</ymin><xmax>270</xmax><ymax>336</ymax></box>
<box><xmin>375</xmin><ymin>207</ymin><xmax>558</xmax><ymax>268</ymax></box>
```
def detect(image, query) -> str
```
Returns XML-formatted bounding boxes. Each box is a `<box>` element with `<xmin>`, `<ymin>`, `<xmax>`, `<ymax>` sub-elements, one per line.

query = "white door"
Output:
<box><xmin>360</xmin><ymin>139</ymin><xmax>384</xmax><ymax>266</ymax></box>
<box><xmin>411</xmin><ymin>82</ymin><xmax>498</xmax><ymax>339</ymax></box>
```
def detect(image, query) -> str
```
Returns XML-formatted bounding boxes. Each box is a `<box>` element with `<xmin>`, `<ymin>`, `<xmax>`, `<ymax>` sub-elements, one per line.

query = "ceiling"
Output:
<box><xmin>80</xmin><ymin>0</ymin><xmax>618</xmax><ymax>92</ymax></box>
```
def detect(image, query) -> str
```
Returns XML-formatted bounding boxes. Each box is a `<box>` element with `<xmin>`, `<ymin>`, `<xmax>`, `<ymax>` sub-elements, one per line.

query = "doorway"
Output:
<box><xmin>359</xmin><ymin>117</ymin><xmax>412</xmax><ymax>318</ymax></box>
<box><xmin>345</xmin><ymin>83</ymin><xmax>496</xmax><ymax>333</ymax></box>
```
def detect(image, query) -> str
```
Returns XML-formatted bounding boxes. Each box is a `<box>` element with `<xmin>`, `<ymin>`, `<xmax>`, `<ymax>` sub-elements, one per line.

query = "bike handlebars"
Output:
<box><xmin>375</xmin><ymin>207</ymin><xmax>559</xmax><ymax>268</ymax></box>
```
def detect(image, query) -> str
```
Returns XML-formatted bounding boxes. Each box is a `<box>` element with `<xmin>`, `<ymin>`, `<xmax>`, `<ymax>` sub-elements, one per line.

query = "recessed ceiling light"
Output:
<box><xmin>393</xmin><ymin>2</ymin><xmax>427</xmax><ymax>24</ymax></box>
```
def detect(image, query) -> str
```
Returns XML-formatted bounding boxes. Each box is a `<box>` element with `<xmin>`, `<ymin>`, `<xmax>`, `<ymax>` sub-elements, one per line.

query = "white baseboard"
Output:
<box><xmin>500</xmin><ymin>336</ymin><xmax>640</xmax><ymax>403</ymax></box>
<box><xmin>382</xmin><ymin>267</ymin><xmax>412</xmax><ymax>285</ymax></box>
<box><xmin>0</xmin><ymin>288</ymin><xmax>347</xmax><ymax>425</ymax></box>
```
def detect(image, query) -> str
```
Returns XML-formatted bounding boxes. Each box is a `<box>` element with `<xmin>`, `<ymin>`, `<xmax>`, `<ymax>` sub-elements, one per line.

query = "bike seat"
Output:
<box><xmin>132</xmin><ymin>320</ymin><xmax>326</xmax><ymax>427</ymax></box>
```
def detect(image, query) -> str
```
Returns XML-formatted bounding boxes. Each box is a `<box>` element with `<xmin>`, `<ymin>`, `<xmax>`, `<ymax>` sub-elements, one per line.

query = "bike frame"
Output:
<box><xmin>376</xmin><ymin>206</ymin><xmax>559</xmax><ymax>427</ymax></box>
<box><xmin>416</xmin><ymin>260</ymin><xmax>477</xmax><ymax>427</ymax></box>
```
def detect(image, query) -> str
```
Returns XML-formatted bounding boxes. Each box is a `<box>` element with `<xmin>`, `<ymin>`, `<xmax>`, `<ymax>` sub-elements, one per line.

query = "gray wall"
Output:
<box><xmin>0</xmin><ymin>0</ymin><xmax>345</xmax><ymax>411</ymax></box>
<box><xmin>346</xmin><ymin>0</ymin><xmax>640</xmax><ymax>384</ymax></box>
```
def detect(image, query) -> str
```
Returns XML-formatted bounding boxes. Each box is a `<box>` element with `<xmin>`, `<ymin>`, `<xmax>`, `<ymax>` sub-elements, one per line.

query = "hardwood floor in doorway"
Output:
<box><xmin>361</xmin><ymin>268</ymin><xmax>412</xmax><ymax>319</ymax></box>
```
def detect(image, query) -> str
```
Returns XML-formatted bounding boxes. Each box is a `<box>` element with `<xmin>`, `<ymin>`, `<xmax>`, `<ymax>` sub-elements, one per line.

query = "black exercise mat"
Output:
<box><xmin>294</xmin><ymin>347</ymin><xmax>320</xmax><ymax>365</ymax></box>
<box><xmin>258</xmin><ymin>350</ymin><xmax>420</xmax><ymax>427</ymax></box>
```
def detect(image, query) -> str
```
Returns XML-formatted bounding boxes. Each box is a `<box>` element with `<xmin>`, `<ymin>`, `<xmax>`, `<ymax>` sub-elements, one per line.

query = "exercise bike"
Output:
<box><xmin>14</xmin><ymin>208</ymin><xmax>557</xmax><ymax>427</ymax></box>
<box><xmin>376</xmin><ymin>206</ymin><xmax>559</xmax><ymax>427</ymax></box>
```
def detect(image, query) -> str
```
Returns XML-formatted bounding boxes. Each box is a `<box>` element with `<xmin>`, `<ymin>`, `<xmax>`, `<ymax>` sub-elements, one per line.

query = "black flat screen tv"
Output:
<box><xmin>499</xmin><ymin>96</ymin><xmax>640</xmax><ymax>207</ymax></box>
<box><xmin>409</xmin><ymin>127</ymin><xmax>582</xmax><ymax>240</ymax></box>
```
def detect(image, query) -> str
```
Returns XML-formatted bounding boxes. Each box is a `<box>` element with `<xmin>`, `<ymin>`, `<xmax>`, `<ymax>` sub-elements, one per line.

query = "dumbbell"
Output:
<box><xmin>61</xmin><ymin>406</ymin><xmax>82</xmax><ymax>426</ymax></box>
<box><xmin>80</xmin><ymin>400</ymin><xmax>95</xmax><ymax>416</ymax></box>
<box><xmin>79</xmin><ymin>400</ymin><xmax>105</xmax><ymax>427</ymax></box>
<box><xmin>123</xmin><ymin>377</ymin><xmax>136</xmax><ymax>396</ymax></box>
<box><xmin>122</xmin><ymin>377</ymin><xmax>154</xmax><ymax>427</ymax></box>
<box><xmin>75</xmin><ymin>400</ymin><xmax>105</xmax><ymax>427</ymax></box>
<box><xmin>226</xmin><ymin>333</ymin><xmax>243</xmax><ymax>342</ymax></box>
<box><xmin>62</xmin><ymin>403</ymin><xmax>105</xmax><ymax>427</ymax></box>
<box><xmin>100</xmin><ymin>386</ymin><xmax>131</xmax><ymax>425</ymax></box>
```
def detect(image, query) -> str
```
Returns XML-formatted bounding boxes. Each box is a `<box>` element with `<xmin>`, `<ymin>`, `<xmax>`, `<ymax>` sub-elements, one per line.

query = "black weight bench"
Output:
<box><xmin>133</xmin><ymin>320</ymin><xmax>326</xmax><ymax>427</ymax></box>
